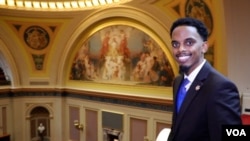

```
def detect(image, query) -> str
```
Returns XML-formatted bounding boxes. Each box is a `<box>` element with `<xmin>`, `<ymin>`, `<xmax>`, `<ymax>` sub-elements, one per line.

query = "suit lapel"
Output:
<box><xmin>174</xmin><ymin>62</ymin><xmax>212</xmax><ymax>132</ymax></box>
<box><xmin>171</xmin><ymin>75</ymin><xmax>183</xmax><ymax>132</ymax></box>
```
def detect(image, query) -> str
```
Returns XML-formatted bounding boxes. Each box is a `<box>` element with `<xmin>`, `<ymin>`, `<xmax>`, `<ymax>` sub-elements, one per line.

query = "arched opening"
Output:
<box><xmin>0</xmin><ymin>67</ymin><xmax>10</xmax><ymax>85</ymax></box>
<box><xmin>30</xmin><ymin>106</ymin><xmax>50</xmax><ymax>141</ymax></box>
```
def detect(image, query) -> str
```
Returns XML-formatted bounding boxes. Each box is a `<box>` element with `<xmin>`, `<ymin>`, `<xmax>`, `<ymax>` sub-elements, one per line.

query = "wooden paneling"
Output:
<box><xmin>69</xmin><ymin>106</ymin><xmax>80</xmax><ymax>141</ymax></box>
<box><xmin>156</xmin><ymin>122</ymin><xmax>171</xmax><ymax>137</ymax></box>
<box><xmin>130</xmin><ymin>117</ymin><xmax>147</xmax><ymax>141</ymax></box>
<box><xmin>2</xmin><ymin>107</ymin><xmax>7</xmax><ymax>135</ymax></box>
<box><xmin>86</xmin><ymin>109</ymin><xmax>98</xmax><ymax>141</ymax></box>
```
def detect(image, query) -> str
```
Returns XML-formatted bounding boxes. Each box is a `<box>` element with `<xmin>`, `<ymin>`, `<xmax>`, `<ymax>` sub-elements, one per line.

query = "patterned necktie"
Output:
<box><xmin>177</xmin><ymin>78</ymin><xmax>190</xmax><ymax>112</ymax></box>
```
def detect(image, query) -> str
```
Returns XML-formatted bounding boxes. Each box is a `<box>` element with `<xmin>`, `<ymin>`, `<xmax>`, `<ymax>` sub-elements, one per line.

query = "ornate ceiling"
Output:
<box><xmin>0</xmin><ymin>0</ymin><xmax>133</xmax><ymax>11</ymax></box>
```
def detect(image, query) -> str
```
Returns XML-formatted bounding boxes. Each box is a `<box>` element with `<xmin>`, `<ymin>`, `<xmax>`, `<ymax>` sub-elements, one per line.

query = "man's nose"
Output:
<box><xmin>179</xmin><ymin>44</ymin><xmax>186</xmax><ymax>51</ymax></box>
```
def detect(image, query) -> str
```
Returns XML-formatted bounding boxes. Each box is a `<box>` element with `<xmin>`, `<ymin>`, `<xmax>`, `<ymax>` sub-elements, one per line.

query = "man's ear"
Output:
<box><xmin>202</xmin><ymin>41</ymin><xmax>209</xmax><ymax>53</ymax></box>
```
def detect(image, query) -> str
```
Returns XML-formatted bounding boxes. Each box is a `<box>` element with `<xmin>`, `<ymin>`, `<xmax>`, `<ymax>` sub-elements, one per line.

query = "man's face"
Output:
<box><xmin>171</xmin><ymin>25</ymin><xmax>208</xmax><ymax>75</ymax></box>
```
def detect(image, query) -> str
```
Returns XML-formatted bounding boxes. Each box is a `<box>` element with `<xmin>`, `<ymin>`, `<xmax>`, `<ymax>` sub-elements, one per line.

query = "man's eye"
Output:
<box><xmin>184</xmin><ymin>40</ymin><xmax>195</xmax><ymax>46</ymax></box>
<box><xmin>171</xmin><ymin>42</ymin><xmax>180</xmax><ymax>48</ymax></box>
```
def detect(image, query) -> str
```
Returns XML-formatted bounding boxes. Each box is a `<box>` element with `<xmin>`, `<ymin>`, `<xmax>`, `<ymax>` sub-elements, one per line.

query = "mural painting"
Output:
<box><xmin>185</xmin><ymin>0</ymin><xmax>213</xmax><ymax>36</ymax></box>
<box><xmin>24</xmin><ymin>26</ymin><xmax>50</xmax><ymax>50</ymax></box>
<box><xmin>185</xmin><ymin>0</ymin><xmax>214</xmax><ymax>65</ymax></box>
<box><xmin>70</xmin><ymin>25</ymin><xmax>174</xmax><ymax>86</ymax></box>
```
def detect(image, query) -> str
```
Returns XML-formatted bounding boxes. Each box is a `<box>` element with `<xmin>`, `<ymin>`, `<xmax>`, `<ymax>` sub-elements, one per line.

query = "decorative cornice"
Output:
<box><xmin>0</xmin><ymin>88</ymin><xmax>173</xmax><ymax>111</ymax></box>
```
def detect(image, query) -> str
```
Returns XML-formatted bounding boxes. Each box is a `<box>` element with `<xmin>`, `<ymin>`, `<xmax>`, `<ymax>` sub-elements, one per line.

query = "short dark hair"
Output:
<box><xmin>170</xmin><ymin>17</ymin><xmax>208</xmax><ymax>41</ymax></box>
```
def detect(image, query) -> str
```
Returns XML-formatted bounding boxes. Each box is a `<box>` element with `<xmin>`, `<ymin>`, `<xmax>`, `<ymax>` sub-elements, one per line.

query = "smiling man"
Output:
<box><xmin>167</xmin><ymin>17</ymin><xmax>242</xmax><ymax>141</ymax></box>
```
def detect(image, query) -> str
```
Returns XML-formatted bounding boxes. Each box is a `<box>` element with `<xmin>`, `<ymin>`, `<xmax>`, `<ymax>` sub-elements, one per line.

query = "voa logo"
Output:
<box><xmin>226</xmin><ymin>129</ymin><xmax>246</xmax><ymax>136</ymax></box>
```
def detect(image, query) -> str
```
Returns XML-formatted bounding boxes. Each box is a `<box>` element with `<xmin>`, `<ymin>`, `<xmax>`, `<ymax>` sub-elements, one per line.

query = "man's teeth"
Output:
<box><xmin>178</xmin><ymin>56</ymin><xmax>190</xmax><ymax>61</ymax></box>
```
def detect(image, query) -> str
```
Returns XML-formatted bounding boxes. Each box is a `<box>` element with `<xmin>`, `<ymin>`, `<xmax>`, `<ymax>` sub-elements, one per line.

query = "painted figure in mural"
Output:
<box><xmin>100</xmin><ymin>31</ymin><xmax>111</xmax><ymax>58</ymax></box>
<box><xmin>100</xmin><ymin>29</ymin><xmax>131</xmax><ymax>81</ymax></box>
<box><xmin>158</xmin><ymin>62</ymin><xmax>173</xmax><ymax>86</ymax></box>
<box><xmin>131</xmin><ymin>52</ymin><xmax>146</xmax><ymax>81</ymax></box>
<box><xmin>108</xmin><ymin>37</ymin><xmax>119</xmax><ymax>58</ymax></box>
<box><xmin>118</xmin><ymin>29</ymin><xmax>131</xmax><ymax>80</ymax></box>
<box><xmin>70</xmin><ymin>43</ymin><xmax>92</xmax><ymax>80</ymax></box>
<box><xmin>118</xmin><ymin>29</ymin><xmax>130</xmax><ymax>58</ymax></box>
<box><xmin>167</xmin><ymin>17</ymin><xmax>241</xmax><ymax>141</ymax></box>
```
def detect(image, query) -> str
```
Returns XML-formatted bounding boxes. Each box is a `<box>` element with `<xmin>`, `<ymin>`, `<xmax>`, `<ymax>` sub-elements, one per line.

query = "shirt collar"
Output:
<box><xmin>184</xmin><ymin>59</ymin><xmax>206</xmax><ymax>85</ymax></box>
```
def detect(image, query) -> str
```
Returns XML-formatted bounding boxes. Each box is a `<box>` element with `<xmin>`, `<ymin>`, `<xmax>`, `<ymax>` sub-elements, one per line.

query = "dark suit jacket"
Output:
<box><xmin>168</xmin><ymin>62</ymin><xmax>242</xmax><ymax>141</ymax></box>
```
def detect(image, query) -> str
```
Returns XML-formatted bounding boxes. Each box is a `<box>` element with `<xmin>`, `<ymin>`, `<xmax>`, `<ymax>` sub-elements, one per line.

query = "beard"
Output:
<box><xmin>179</xmin><ymin>65</ymin><xmax>190</xmax><ymax>74</ymax></box>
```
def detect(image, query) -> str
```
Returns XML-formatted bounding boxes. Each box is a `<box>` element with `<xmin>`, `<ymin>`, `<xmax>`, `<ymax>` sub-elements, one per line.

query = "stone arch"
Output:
<box><xmin>0</xmin><ymin>39</ymin><xmax>21</xmax><ymax>87</ymax></box>
<box><xmin>57</xmin><ymin>6</ymin><xmax>178</xmax><ymax>86</ymax></box>
<box><xmin>25</xmin><ymin>103</ymin><xmax>53</xmax><ymax>119</ymax></box>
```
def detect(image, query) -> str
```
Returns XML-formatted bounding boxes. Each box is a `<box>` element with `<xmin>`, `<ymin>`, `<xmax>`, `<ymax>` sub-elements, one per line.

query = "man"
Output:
<box><xmin>167</xmin><ymin>17</ymin><xmax>242</xmax><ymax>141</ymax></box>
